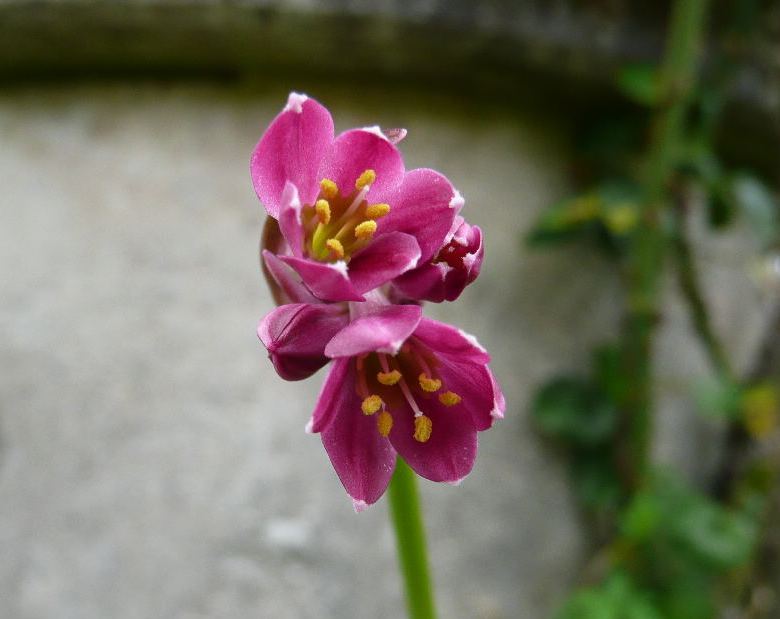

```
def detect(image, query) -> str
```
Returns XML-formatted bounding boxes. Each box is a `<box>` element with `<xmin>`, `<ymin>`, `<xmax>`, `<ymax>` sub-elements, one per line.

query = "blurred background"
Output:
<box><xmin>1</xmin><ymin>1</ymin><xmax>779</xmax><ymax>618</ymax></box>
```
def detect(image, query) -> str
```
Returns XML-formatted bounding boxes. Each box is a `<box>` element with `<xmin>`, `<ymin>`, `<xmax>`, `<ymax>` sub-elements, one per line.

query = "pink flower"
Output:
<box><xmin>251</xmin><ymin>92</ymin><xmax>462</xmax><ymax>302</ymax></box>
<box><xmin>258</xmin><ymin>290</ymin><xmax>505</xmax><ymax>509</ymax></box>
<box><xmin>392</xmin><ymin>215</ymin><xmax>484</xmax><ymax>303</ymax></box>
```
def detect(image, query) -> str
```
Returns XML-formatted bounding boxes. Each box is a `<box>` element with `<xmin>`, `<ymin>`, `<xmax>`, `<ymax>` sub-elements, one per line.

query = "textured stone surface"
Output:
<box><xmin>0</xmin><ymin>83</ymin><xmax>774</xmax><ymax>619</ymax></box>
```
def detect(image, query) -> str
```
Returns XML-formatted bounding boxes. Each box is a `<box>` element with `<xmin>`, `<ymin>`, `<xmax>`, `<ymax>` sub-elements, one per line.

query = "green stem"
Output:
<box><xmin>618</xmin><ymin>0</ymin><xmax>711</xmax><ymax>493</ymax></box>
<box><xmin>388</xmin><ymin>458</ymin><xmax>437</xmax><ymax>619</ymax></box>
<box><xmin>671</xmin><ymin>195</ymin><xmax>734</xmax><ymax>381</ymax></box>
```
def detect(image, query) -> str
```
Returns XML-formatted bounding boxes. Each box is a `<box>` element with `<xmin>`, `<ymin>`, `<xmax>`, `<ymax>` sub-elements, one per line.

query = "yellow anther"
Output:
<box><xmin>319</xmin><ymin>178</ymin><xmax>339</xmax><ymax>199</ymax></box>
<box><xmin>355</xmin><ymin>169</ymin><xmax>376</xmax><ymax>190</ymax></box>
<box><xmin>377</xmin><ymin>411</ymin><xmax>393</xmax><ymax>437</ymax></box>
<box><xmin>377</xmin><ymin>370</ymin><xmax>402</xmax><ymax>386</ymax></box>
<box><xmin>325</xmin><ymin>238</ymin><xmax>345</xmax><ymax>259</ymax></box>
<box><xmin>354</xmin><ymin>220</ymin><xmax>377</xmax><ymax>240</ymax></box>
<box><xmin>315</xmin><ymin>199</ymin><xmax>331</xmax><ymax>225</ymax></box>
<box><xmin>361</xmin><ymin>394</ymin><xmax>383</xmax><ymax>416</ymax></box>
<box><xmin>439</xmin><ymin>391</ymin><xmax>462</xmax><ymax>406</ymax></box>
<box><xmin>413</xmin><ymin>415</ymin><xmax>433</xmax><ymax>443</ymax></box>
<box><xmin>365</xmin><ymin>203</ymin><xmax>391</xmax><ymax>219</ymax></box>
<box><xmin>418</xmin><ymin>373</ymin><xmax>442</xmax><ymax>393</ymax></box>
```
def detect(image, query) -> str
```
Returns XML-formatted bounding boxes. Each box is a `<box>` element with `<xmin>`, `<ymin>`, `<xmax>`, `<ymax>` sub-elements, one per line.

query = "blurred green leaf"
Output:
<box><xmin>694</xmin><ymin>377</ymin><xmax>742</xmax><ymax>419</ymax></box>
<box><xmin>526</xmin><ymin>194</ymin><xmax>602</xmax><ymax>246</ymax></box>
<box><xmin>594</xmin><ymin>345</ymin><xmax>624</xmax><ymax>405</ymax></box>
<box><xmin>557</xmin><ymin>571</ymin><xmax>663</xmax><ymax>619</ymax></box>
<box><xmin>622</xmin><ymin>489</ymin><xmax>664</xmax><ymax>542</ymax></box>
<box><xmin>532</xmin><ymin>377</ymin><xmax>617</xmax><ymax>446</ymax></box>
<box><xmin>571</xmin><ymin>449</ymin><xmax>622</xmax><ymax>508</ymax></box>
<box><xmin>616</xmin><ymin>64</ymin><xmax>661</xmax><ymax>106</ymax></box>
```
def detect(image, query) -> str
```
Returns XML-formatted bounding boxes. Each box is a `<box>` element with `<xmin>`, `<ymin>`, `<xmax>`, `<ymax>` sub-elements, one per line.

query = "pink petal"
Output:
<box><xmin>489</xmin><ymin>367</ymin><xmax>506</xmax><ymax>421</ymax></box>
<box><xmin>277</xmin><ymin>182</ymin><xmax>305</xmax><ymax>258</ymax></box>
<box><xmin>433</xmin><ymin>359</ymin><xmax>496</xmax><ymax>431</ymax></box>
<box><xmin>278</xmin><ymin>256</ymin><xmax>364</xmax><ymax>302</ymax></box>
<box><xmin>318</xmin><ymin>359</ymin><xmax>397</xmax><ymax>505</ymax></box>
<box><xmin>317</xmin><ymin>128</ymin><xmax>405</xmax><ymax>203</ymax></box>
<box><xmin>324</xmin><ymin>304</ymin><xmax>422</xmax><ymax>358</ymax></box>
<box><xmin>258</xmin><ymin>303</ymin><xmax>349</xmax><ymax>381</ymax></box>
<box><xmin>347</xmin><ymin>232</ymin><xmax>421</xmax><ymax>295</ymax></box>
<box><xmin>380</xmin><ymin>168</ymin><xmax>458</xmax><ymax>263</ymax></box>
<box><xmin>308</xmin><ymin>357</ymin><xmax>350</xmax><ymax>433</ymax></box>
<box><xmin>262</xmin><ymin>250</ymin><xmax>319</xmax><ymax>305</ymax></box>
<box><xmin>413</xmin><ymin>318</ymin><xmax>491</xmax><ymax>365</ymax></box>
<box><xmin>392</xmin><ymin>262</ymin><xmax>451</xmax><ymax>303</ymax></box>
<box><xmin>389</xmin><ymin>399</ymin><xmax>478</xmax><ymax>483</ymax></box>
<box><xmin>251</xmin><ymin>93</ymin><xmax>334</xmax><ymax>218</ymax></box>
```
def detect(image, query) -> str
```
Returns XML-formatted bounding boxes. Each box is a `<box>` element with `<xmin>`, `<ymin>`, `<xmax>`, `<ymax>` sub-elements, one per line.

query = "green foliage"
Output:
<box><xmin>526</xmin><ymin>181</ymin><xmax>642</xmax><ymax>251</ymax></box>
<box><xmin>616</xmin><ymin>64</ymin><xmax>661</xmax><ymax>107</ymax></box>
<box><xmin>694</xmin><ymin>377</ymin><xmax>742</xmax><ymax>419</ymax></box>
<box><xmin>556</xmin><ymin>475</ymin><xmax>758</xmax><ymax>619</ymax></box>
<box><xmin>531</xmin><ymin>346</ymin><xmax>625</xmax><ymax>509</ymax></box>
<box><xmin>532</xmin><ymin>377</ymin><xmax>617</xmax><ymax>446</ymax></box>
<box><xmin>622</xmin><ymin>474</ymin><xmax>757</xmax><ymax>571</ymax></box>
<box><xmin>557</xmin><ymin>571</ymin><xmax>662</xmax><ymax>619</ymax></box>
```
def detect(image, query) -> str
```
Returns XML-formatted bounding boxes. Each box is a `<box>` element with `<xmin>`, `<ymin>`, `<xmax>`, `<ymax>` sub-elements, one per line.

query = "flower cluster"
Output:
<box><xmin>252</xmin><ymin>92</ymin><xmax>503</xmax><ymax>510</ymax></box>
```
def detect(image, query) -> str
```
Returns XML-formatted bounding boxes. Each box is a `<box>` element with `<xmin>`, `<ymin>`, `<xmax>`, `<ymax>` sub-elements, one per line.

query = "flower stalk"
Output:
<box><xmin>618</xmin><ymin>0</ymin><xmax>711</xmax><ymax>493</ymax></box>
<box><xmin>388</xmin><ymin>458</ymin><xmax>437</xmax><ymax>619</ymax></box>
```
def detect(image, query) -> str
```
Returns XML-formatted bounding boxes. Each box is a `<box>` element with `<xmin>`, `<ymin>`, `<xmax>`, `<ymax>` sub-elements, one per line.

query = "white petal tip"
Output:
<box><xmin>352</xmin><ymin>499</ymin><xmax>369</xmax><ymax>513</ymax></box>
<box><xmin>304</xmin><ymin>419</ymin><xmax>314</xmax><ymax>434</ymax></box>
<box><xmin>449</xmin><ymin>190</ymin><xmax>464</xmax><ymax>210</ymax></box>
<box><xmin>383</xmin><ymin>128</ymin><xmax>408</xmax><ymax>144</ymax></box>
<box><xmin>457</xmin><ymin>328</ymin><xmax>486</xmax><ymax>352</ymax></box>
<box><xmin>447</xmin><ymin>477</ymin><xmax>466</xmax><ymax>487</ymax></box>
<box><xmin>331</xmin><ymin>260</ymin><xmax>349</xmax><ymax>277</ymax></box>
<box><xmin>285</xmin><ymin>92</ymin><xmax>309</xmax><ymax>113</ymax></box>
<box><xmin>490</xmin><ymin>406</ymin><xmax>505</xmax><ymax>420</ymax></box>
<box><xmin>362</xmin><ymin>125</ymin><xmax>389</xmax><ymax>141</ymax></box>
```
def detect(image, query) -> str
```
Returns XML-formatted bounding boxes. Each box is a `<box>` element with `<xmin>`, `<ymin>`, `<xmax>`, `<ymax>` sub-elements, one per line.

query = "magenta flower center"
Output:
<box><xmin>303</xmin><ymin>170</ymin><xmax>391</xmax><ymax>264</ymax></box>
<box><xmin>354</xmin><ymin>340</ymin><xmax>462</xmax><ymax>443</ymax></box>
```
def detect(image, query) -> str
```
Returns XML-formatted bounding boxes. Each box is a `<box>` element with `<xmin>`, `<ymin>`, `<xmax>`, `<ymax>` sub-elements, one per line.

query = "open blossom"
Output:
<box><xmin>252</xmin><ymin>93</ymin><xmax>503</xmax><ymax>509</ymax></box>
<box><xmin>251</xmin><ymin>92</ymin><xmax>464</xmax><ymax>303</ymax></box>
<box><xmin>258</xmin><ymin>287</ymin><xmax>505</xmax><ymax>509</ymax></box>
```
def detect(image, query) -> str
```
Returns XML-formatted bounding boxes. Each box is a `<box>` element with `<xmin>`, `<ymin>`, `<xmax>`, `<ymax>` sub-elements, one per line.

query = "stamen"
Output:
<box><xmin>377</xmin><ymin>370</ymin><xmax>402</xmax><ymax>386</ymax></box>
<box><xmin>355</xmin><ymin>169</ymin><xmax>376</xmax><ymax>190</ymax></box>
<box><xmin>398</xmin><ymin>377</ymin><xmax>424</xmax><ymax>417</ymax></box>
<box><xmin>361</xmin><ymin>395</ymin><xmax>383</xmax><ymax>415</ymax></box>
<box><xmin>418</xmin><ymin>373</ymin><xmax>442</xmax><ymax>393</ymax></box>
<box><xmin>439</xmin><ymin>391</ymin><xmax>461</xmax><ymax>406</ymax></box>
<box><xmin>319</xmin><ymin>178</ymin><xmax>339</xmax><ymax>199</ymax></box>
<box><xmin>377</xmin><ymin>411</ymin><xmax>393</xmax><ymax>437</ymax></box>
<box><xmin>365</xmin><ymin>203</ymin><xmax>390</xmax><ymax>219</ymax></box>
<box><xmin>325</xmin><ymin>238</ymin><xmax>344</xmax><ymax>259</ymax></box>
<box><xmin>315</xmin><ymin>199</ymin><xmax>331</xmax><ymax>224</ymax></box>
<box><xmin>354</xmin><ymin>220</ymin><xmax>377</xmax><ymax>240</ymax></box>
<box><xmin>414</xmin><ymin>415</ymin><xmax>433</xmax><ymax>443</ymax></box>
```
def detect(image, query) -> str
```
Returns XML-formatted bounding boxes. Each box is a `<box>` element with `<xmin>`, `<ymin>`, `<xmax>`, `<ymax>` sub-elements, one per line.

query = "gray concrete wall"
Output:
<box><xmin>0</xmin><ymin>83</ymin><xmax>775</xmax><ymax>619</ymax></box>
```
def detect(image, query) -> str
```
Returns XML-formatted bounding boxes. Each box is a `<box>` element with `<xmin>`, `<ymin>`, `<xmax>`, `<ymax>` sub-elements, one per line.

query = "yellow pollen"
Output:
<box><xmin>377</xmin><ymin>411</ymin><xmax>393</xmax><ymax>437</ymax></box>
<box><xmin>355</xmin><ymin>169</ymin><xmax>376</xmax><ymax>190</ymax></box>
<box><xmin>414</xmin><ymin>415</ymin><xmax>433</xmax><ymax>443</ymax></box>
<box><xmin>319</xmin><ymin>178</ymin><xmax>339</xmax><ymax>199</ymax></box>
<box><xmin>315</xmin><ymin>199</ymin><xmax>331</xmax><ymax>224</ymax></box>
<box><xmin>354</xmin><ymin>220</ymin><xmax>377</xmax><ymax>240</ymax></box>
<box><xmin>377</xmin><ymin>370</ymin><xmax>402</xmax><ymax>386</ymax></box>
<box><xmin>439</xmin><ymin>391</ymin><xmax>462</xmax><ymax>406</ymax></box>
<box><xmin>361</xmin><ymin>394</ymin><xmax>383</xmax><ymax>415</ymax></box>
<box><xmin>365</xmin><ymin>203</ymin><xmax>391</xmax><ymax>219</ymax></box>
<box><xmin>325</xmin><ymin>238</ymin><xmax>345</xmax><ymax>259</ymax></box>
<box><xmin>418</xmin><ymin>373</ymin><xmax>442</xmax><ymax>393</ymax></box>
